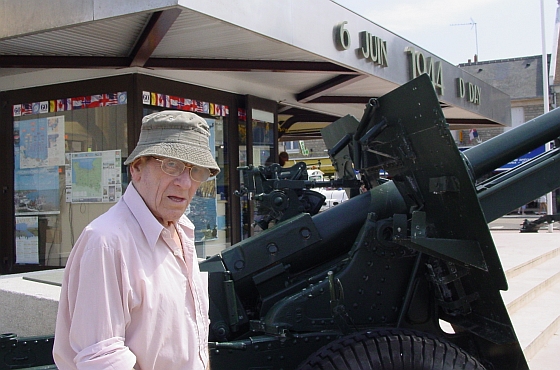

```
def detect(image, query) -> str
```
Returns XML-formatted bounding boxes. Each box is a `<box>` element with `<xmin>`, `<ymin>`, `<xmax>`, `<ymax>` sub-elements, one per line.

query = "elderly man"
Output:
<box><xmin>53</xmin><ymin>111</ymin><xmax>219</xmax><ymax>370</ymax></box>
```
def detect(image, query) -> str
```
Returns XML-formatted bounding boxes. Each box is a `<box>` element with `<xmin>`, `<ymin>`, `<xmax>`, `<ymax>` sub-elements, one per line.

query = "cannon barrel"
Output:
<box><xmin>310</xmin><ymin>181</ymin><xmax>406</xmax><ymax>254</ymax></box>
<box><xmin>464</xmin><ymin>107</ymin><xmax>560</xmax><ymax>178</ymax></box>
<box><xmin>218</xmin><ymin>181</ymin><xmax>407</xmax><ymax>287</ymax></box>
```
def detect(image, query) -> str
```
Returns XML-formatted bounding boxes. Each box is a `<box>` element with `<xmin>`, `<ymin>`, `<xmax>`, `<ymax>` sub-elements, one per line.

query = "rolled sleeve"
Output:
<box><xmin>74</xmin><ymin>337</ymin><xmax>136</xmax><ymax>370</ymax></box>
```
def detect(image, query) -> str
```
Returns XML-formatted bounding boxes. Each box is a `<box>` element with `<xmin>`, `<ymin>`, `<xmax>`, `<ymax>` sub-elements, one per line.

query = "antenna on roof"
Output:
<box><xmin>451</xmin><ymin>18</ymin><xmax>479</xmax><ymax>61</ymax></box>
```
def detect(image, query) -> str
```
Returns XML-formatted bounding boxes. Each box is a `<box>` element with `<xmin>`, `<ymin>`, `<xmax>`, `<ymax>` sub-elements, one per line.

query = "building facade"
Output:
<box><xmin>0</xmin><ymin>0</ymin><xmax>510</xmax><ymax>274</ymax></box>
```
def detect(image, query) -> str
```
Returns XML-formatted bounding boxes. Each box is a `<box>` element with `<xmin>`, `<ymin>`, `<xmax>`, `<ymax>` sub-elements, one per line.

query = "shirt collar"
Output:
<box><xmin>122</xmin><ymin>183</ymin><xmax>165</xmax><ymax>249</ymax></box>
<box><xmin>122</xmin><ymin>183</ymin><xmax>196</xmax><ymax>248</ymax></box>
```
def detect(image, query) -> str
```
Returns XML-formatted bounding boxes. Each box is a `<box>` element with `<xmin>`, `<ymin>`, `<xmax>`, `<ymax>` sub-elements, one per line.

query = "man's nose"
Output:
<box><xmin>174</xmin><ymin>169</ymin><xmax>193</xmax><ymax>187</ymax></box>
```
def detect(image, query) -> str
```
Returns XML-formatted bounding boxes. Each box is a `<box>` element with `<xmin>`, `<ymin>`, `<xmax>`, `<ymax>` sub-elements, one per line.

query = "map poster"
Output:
<box><xmin>15</xmin><ymin>216</ymin><xmax>40</xmax><ymax>264</ymax></box>
<box><xmin>18</xmin><ymin>116</ymin><xmax>65</xmax><ymax>169</ymax></box>
<box><xmin>14</xmin><ymin>145</ymin><xmax>60</xmax><ymax>216</ymax></box>
<box><xmin>67</xmin><ymin>150</ymin><xmax>122</xmax><ymax>203</ymax></box>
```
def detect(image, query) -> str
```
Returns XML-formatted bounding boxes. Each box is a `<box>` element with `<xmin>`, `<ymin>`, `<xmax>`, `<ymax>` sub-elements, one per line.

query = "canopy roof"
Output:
<box><xmin>0</xmin><ymin>0</ymin><xmax>511</xmax><ymax>139</ymax></box>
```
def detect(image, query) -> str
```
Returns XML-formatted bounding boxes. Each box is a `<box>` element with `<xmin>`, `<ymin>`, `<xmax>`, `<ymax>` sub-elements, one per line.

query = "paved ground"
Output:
<box><xmin>489</xmin><ymin>214</ymin><xmax>559</xmax><ymax>231</ymax></box>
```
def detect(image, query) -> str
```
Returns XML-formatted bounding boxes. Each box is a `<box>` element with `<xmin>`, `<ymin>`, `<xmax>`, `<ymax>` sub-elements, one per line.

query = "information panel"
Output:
<box><xmin>66</xmin><ymin>150</ymin><xmax>122</xmax><ymax>203</ymax></box>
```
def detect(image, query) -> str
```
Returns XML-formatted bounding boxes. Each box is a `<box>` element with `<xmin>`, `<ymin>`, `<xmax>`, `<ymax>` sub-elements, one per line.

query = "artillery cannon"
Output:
<box><xmin>4</xmin><ymin>74</ymin><xmax>560</xmax><ymax>369</ymax></box>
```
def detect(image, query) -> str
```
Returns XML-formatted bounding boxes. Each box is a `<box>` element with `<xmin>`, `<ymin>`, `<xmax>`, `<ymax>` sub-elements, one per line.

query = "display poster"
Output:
<box><xmin>14</xmin><ymin>131</ymin><xmax>60</xmax><ymax>215</ymax></box>
<box><xmin>66</xmin><ymin>150</ymin><xmax>122</xmax><ymax>203</ymax></box>
<box><xmin>15</xmin><ymin>216</ymin><xmax>40</xmax><ymax>264</ymax></box>
<box><xmin>188</xmin><ymin>118</ymin><xmax>218</xmax><ymax>242</ymax></box>
<box><xmin>18</xmin><ymin>116</ymin><xmax>65</xmax><ymax>168</ymax></box>
<box><xmin>189</xmin><ymin>180</ymin><xmax>218</xmax><ymax>242</ymax></box>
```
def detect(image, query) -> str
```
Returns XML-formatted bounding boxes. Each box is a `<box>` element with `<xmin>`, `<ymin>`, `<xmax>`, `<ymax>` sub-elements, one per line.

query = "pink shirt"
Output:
<box><xmin>53</xmin><ymin>184</ymin><xmax>209</xmax><ymax>370</ymax></box>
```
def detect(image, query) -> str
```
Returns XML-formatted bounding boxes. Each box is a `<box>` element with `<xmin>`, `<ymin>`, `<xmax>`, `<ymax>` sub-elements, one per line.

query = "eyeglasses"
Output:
<box><xmin>151</xmin><ymin>157</ymin><xmax>211</xmax><ymax>182</ymax></box>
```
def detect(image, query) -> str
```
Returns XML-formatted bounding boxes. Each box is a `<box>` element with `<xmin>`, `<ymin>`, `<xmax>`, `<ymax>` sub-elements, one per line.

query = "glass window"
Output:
<box><xmin>13</xmin><ymin>96</ymin><xmax>128</xmax><ymax>268</ymax></box>
<box><xmin>250</xmin><ymin>109</ymin><xmax>274</xmax><ymax>236</ymax></box>
<box><xmin>252</xmin><ymin>109</ymin><xmax>274</xmax><ymax>167</ymax></box>
<box><xmin>284</xmin><ymin>141</ymin><xmax>300</xmax><ymax>154</ymax></box>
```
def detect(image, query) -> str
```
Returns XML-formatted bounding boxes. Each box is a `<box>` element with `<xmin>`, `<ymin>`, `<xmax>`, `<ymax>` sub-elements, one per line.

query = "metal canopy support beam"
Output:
<box><xmin>307</xmin><ymin>96</ymin><xmax>373</xmax><ymax>104</ymax></box>
<box><xmin>446</xmin><ymin>118</ymin><xmax>498</xmax><ymax>125</ymax></box>
<box><xmin>0</xmin><ymin>55</ymin><xmax>131</xmax><ymax>68</ymax></box>
<box><xmin>280</xmin><ymin>114</ymin><xmax>338</xmax><ymax>131</ymax></box>
<box><xmin>279</xmin><ymin>113</ymin><xmax>340</xmax><ymax>139</ymax></box>
<box><xmin>145</xmin><ymin>59</ymin><xmax>359</xmax><ymax>73</ymax></box>
<box><xmin>0</xmin><ymin>56</ymin><xmax>357</xmax><ymax>75</ymax></box>
<box><xmin>296</xmin><ymin>74</ymin><xmax>368</xmax><ymax>103</ymax></box>
<box><xmin>129</xmin><ymin>8</ymin><xmax>182</xmax><ymax>67</ymax></box>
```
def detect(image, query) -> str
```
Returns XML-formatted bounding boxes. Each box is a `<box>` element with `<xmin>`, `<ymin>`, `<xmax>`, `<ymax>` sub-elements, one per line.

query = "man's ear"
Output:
<box><xmin>129</xmin><ymin>157</ymin><xmax>145</xmax><ymax>181</ymax></box>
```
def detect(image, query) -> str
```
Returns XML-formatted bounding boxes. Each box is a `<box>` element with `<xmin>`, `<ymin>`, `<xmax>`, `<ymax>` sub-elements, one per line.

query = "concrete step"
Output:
<box><xmin>491</xmin><ymin>231</ymin><xmax>560</xmax><ymax>368</ymax></box>
<box><xmin>528</xmin><ymin>330</ymin><xmax>560</xmax><ymax>369</ymax></box>
<box><xmin>501</xmin><ymin>252</ymin><xmax>560</xmax><ymax>314</ymax></box>
<box><xmin>508</xmin><ymin>284</ymin><xmax>560</xmax><ymax>361</ymax></box>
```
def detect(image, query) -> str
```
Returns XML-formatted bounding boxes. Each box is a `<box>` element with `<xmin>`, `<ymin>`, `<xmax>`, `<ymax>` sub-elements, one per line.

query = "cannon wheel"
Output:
<box><xmin>297</xmin><ymin>329</ymin><xmax>486</xmax><ymax>370</ymax></box>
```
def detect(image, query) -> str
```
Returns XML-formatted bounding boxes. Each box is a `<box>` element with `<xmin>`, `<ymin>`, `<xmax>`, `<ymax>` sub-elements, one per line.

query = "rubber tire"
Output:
<box><xmin>297</xmin><ymin>329</ymin><xmax>486</xmax><ymax>370</ymax></box>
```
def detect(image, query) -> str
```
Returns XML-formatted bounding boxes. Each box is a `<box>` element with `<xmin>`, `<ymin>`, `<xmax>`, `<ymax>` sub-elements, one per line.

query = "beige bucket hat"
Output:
<box><xmin>124</xmin><ymin>110</ymin><xmax>220</xmax><ymax>176</ymax></box>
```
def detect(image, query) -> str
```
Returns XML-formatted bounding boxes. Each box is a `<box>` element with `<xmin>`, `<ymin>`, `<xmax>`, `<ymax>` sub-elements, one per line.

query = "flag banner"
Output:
<box><xmin>140</xmin><ymin>91</ymin><xmax>229</xmax><ymax>117</ymax></box>
<box><xmin>14</xmin><ymin>92</ymin><xmax>128</xmax><ymax>117</ymax></box>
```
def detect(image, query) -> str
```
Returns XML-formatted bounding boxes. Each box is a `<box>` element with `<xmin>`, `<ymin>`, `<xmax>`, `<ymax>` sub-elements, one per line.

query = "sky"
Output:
<box><xmin>333</xmin><ymin>0</ymin><xmax>560</xmax><ymax>66</ymax></box>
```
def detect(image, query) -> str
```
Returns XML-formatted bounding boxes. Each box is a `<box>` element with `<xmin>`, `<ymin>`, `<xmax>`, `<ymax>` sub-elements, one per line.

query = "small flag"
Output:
<box><xmin>57</xmin><ymin>99</ymin><xmax>67</xmax><ymax>112</ymax></box>
<box><xmin>39</xmin><ymin>101</ymin><xmax>49</xmax><ymax>114</ymax></box>
<box><xmin>169</xmin><ymin>96</ymin><xmax>180</xmax><ymax>109</ymax></box>
<box><xmin>21</xmin><ymin>103</ymin><xmax>33</xmax><ymax>115</ymax></box>
<box><xmin>86</xmin><ymin>95</ymin><xmax>102</xmax><ymax>108</ymax></box>
<box><xmin>469</xmin><ymin>129</ymin><xmax>478</xmax><ymax>141</ymax></box>
<box><xmin>117</xmin><ymin>92</ymin><xmax>127</xmax><ymax>105</ymax></box>
<box><xmin>142</xmin><ymin>91</ymin><xmax>151</xmax><ymax>105</ymax></box>
<box><xmin>157</xmin><ymin>94</ymin><xmax>165</xmax><ymax>107</ymax></box>
<box><xmin>72</xmin><ymin>97</ymin><xmax>85</xmax><ymax>110</ymax></box>
<box><xmin>102</xmin><ymin>93</ymin><xmax>119</xmax><ymax>106</ymax></box>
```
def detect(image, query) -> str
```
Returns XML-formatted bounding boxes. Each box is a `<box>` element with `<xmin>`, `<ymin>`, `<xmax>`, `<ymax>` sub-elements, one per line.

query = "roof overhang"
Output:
<box><xmin>0</xmin><ymin>0</ymin><xmax>511</xmax><ymax>139</ymax></box>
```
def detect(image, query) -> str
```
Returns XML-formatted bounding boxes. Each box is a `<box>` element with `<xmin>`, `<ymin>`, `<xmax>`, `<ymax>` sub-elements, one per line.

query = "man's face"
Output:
<box><xmin>130</xmin><ymin>157</ymin><xmax>201</xmax><ymax>226</ymax></box>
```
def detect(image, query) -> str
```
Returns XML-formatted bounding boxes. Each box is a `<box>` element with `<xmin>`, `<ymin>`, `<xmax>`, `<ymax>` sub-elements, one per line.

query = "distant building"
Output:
<box><xmin>459</xmin><ymin>55</ymin><xmax>552</xmax><ymax>144</ymax></box>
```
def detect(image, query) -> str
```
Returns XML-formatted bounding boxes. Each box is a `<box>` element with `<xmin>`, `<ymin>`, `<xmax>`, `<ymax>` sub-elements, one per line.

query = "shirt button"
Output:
<box><xmin>173</xmin><ymin>250</ymin><xmax>181</xmax><ymax>256</ymax></box>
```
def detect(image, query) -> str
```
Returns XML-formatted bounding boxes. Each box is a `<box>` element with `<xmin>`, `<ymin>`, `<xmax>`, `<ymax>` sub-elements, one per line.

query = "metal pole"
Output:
<box><xmin>540</xmin><ymin>0</ymin><xmax>553</xmax><ymax>232</ymax></box>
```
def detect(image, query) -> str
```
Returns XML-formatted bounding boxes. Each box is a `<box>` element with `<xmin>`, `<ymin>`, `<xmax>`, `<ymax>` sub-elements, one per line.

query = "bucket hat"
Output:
<box><xmin>124</xmin><ymin>110</ymin><xmax>220</xmax><ymax>176</ymax></box>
